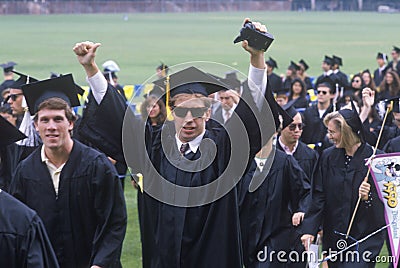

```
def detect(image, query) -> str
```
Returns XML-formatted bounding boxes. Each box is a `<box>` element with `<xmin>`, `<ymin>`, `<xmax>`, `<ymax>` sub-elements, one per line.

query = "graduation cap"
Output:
<box><xmin>338</xmin><ymin>98</ymin><xmax>365</xmax><ymax>142</ymax></box>
<box><xmin>288</xmin><ymin>61</ymin><xmax>300</xmax><ymax>71</ymax></box>
<box><xmin>323</xmin><ymin>55</ymin><xmax>334</xmax><ymax>66</ymax></box>
<box><xmin>49</xmin><ymin>72</ymin><xmax>85</xmax><ymax>96</ymax></box>
<box><xmin>376</xmin><ymin>52</ymin><xmax>388</xmax><ymax>62</ymax></box>
<box><xmin>332</xmin><ymin>55</ymin><xmax>343</xmax><ymax>66</ymax></box>
<box><xmin>22</xmin><ymin>74</ymin><xmax>81</xmax><ymax>114</ymax></box>
<box><xmin>222</xmin><ymin>71</ymin><xmax>241</xmax><ymax>91</ymax></box>
<box><xmin>393</xmin><ymin>46</ymin><xmax>400</xmax><ymax>54</ymax></box>
<box><xmin>283</xmin><ymin>100</ymin><xmax>298</xmax><ymax>118</ymax></box>
<box><xmin>265</xmin><ymin>83</ymin><xmax>292</xmax><ymax>130</ymax></box>
<box><xmin>152</xmin><ymin>66</ymin><xmax>229</xmax><ymax>99</ymax></box>
<box><xmin>10</xmin><ymin>71</ymin><xmax>39</xmax><ymax>89</ymax></box>
<box><xmin>0</xmin><ymin>115</ymin><xmax>26</xmax><ymax>147</ymax></box>
<box><xmin>386</xmin><ymin>96</ymin><xmax>400</xmax><ymax>113</ymax></box>
<box><xmin>233</xmin><ymin>21</ymin><xmax>274</xmax><ymax>51</ymax></box>
<box><xmin>274</xmin><ymin>88</ymin><xmax>288</xmax><ymax>98</ymax></box>
<box><xmin>0</xmin><ymin>61</ymin><xmax>17</xmax><ymax>73</ymax></box>
<box><xmin>316</xmin><ymin>75</ymin><xmax>336</xmax><ymax>91</ymax></box>
<box><xmin>298</xmin><ymin>59</ymin><xmax>309</xmax><ymax>71</ymax></box>
<box><xmin>157</xmin><ymin>62</ymin><xmax>169</xmax><ymax>77</ymax></box>
<box><xmin>266</xmin><ymin>57</ymin><xmax>278</xmax><ymax>69</ymax></box>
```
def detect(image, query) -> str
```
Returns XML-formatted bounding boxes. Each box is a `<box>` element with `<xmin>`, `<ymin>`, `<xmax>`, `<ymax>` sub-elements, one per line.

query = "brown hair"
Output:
<box><xmin>33</xmin><ymin>97</ymin><xmax>77</xmax><ymax>123</ymax></box>
<box><xmin>169</xmin><ymin>93</ymin><xmax>211</xmax><ymax>109</ymax></box>
<box><xmin>140</xmin><ymin>95</ymin><xmax>167</xmax><ymax>124</ymax></box>
<box><xmin>324</xmin><ymin>111</ymin><xmax>360</xmax><ymax>149</ymax></box>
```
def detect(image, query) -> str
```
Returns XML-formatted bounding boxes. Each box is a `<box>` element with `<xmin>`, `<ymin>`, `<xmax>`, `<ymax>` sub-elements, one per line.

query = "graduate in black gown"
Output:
<box><xmin>301</xmin><ymin>76</ymin><xmax>335</xmax><ymax>154</ymax></box>
<box><xmin>238</xmin><ymin>92</ymin><xmax>311</xmax><ymax>268</ymax></box>
<box><xmin>0</xmin><ymin>115</ymin><xmax>59</xmax><ymax>268</ymax></box>
<box><xmin>300</xmin><ymin>104</ymin><xmax>385</xmax><ymax>268</ymax></box>
<box><xmin>0</xmin><ymin>61</ymin><xmax>16</xmax><ymax>103</ymax></box>
<box><xmin>9</xmin><ymin>74</ymin><xmax>127</xmax><ymax>268</ymax></box>
<box><xmin>266</xmin><ymin>57</ymin><xmax>283</xmax><ymax>93</ymax></box>
<box><xmin>277</xmin><ymin>104</ymin><xmax>318</xmax><ymax>179</ymax></box>
<box><xmin>79</xmin><ymin>19</ymin><xmax>275</xmax><ymax>267</ymax></box>
<box><xmin>383</xmin><ymin>135</ymin><xmax>400</xmax><ymax>153</ymax></box>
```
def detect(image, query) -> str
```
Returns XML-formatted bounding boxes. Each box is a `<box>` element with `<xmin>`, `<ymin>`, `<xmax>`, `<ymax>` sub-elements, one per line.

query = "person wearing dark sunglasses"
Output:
<box><xmin>301</xmin><ymin>76</ymin><xmax>336</xmax><ymax>154</ymax></box>
<box><xmin>74</xmin><ymin>19</ymin><xmax>274</xmax><ymax>267</ymax></box>
<box><xmin>277</xmin><ymin>105</ymin><xmax>318</xmax><ymax>180</ymax></box>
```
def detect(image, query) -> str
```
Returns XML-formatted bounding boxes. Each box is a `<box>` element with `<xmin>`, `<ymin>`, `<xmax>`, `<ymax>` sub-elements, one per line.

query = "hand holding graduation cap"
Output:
<box><xmin>241</xmin><ymin>18</ymin><xmax>268</xmax><ymax>69</ymax></box>
<box><xmin>73</xmin><ymin>41</ymin><xmax>101</xmax><ymax>77</ymax></box>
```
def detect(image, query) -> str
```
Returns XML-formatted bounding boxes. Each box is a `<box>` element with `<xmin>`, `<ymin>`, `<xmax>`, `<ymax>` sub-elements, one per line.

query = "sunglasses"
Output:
<box><xmin>317</xmin><ymin>90</ymin><xmax>328</xmax><ymax>95</ymax></box>
<box><xmin>173</xmin><ymin>107</ymin><xmax>208</xmax><ymax>118</ymax></box>
<box><xmin>288</xmin><ymin>123</ymin><xmax>305</xmax><ymax>131</ymax></box>
<box><xmin>6</xmin><ymin>93</ymin><xmax>23</xmax><ymax>102</ymax></box>
<box><xmin>352</xmin><ymin>79</ymin><xmax>361</xmax><ymax>83</ymax></box>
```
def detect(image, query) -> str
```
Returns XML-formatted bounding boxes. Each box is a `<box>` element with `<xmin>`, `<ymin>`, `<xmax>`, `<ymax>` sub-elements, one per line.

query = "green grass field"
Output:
<box><xmin>1</xmin><ymin>11</ymin><xmax>398</xmax><ymax>267</ymax></box>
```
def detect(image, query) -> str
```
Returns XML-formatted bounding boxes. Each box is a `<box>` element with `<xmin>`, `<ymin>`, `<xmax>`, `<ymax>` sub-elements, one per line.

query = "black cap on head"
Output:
<box><xmin>298</xmin><ymin>59</ymin><xmax>309</xmax><ymax>71</ymax></box>
<box><xmin>288</xmin><ymin>61</ymin><xmax>300</xmax><ymax>71</ymax></box>
<box><xmin>332</xmin><ymin>55</ymin><xmax>343</xmax><ymax>66</ymax></box>
<box><xmin>393</xmin><ymin>46</ymin><xmax>400</xmax><ymax>54</ymax></box>
<box><xmin>0</xmin><ymin>115</ymin><xmax>26</xmax><ymax>147</ymax></box>
<box><xmin>275</xmin><ymin>88</ymin><xmax>288</xmax><ymax>98</ymax></box>
<box><xmin>266</xmin><ymin>57</ymin><xmax>278</xmax><ymax>69</ymax></box>
<box><xmin>233</xmin><ymin>21</ymin><xmax>274</xmax><ymax>51</ymax></box>
<box><xmin>385</xmin><ymin>96</ymin><xmax>400</xmax><ymax>113</ymax></box>
<box><xmin>22</xmin><ymin>74</ymin><xmax>81</xmax><ymax>114</ymax></box>
<box><xmin>152</xmin><ymin>66</ymin><xmax>229</xmax><ymax>98</ymax></box>
<box><xmin>377</xmin><ymin>52</ymin><xmax>388</xmax><ymax>62</ymax></box>
<box><xmin>10</xmin><ymin>71</ymin><xmax>39</xmax><ymax>90</ymax></box>
<box><xmin>50</xmin><ymin>72</ymin><xmax>85</xmax><ymax>96</ymax></box>
<box><xmin>323</xmin><ymin>55</ymin><xmax>334</xmax><ymax>66</ymax></box>
<box><xmin>265</xmin><ymin>83</ymin><xmax>293</xmax><ymax>130</ymax></box>
<box><xmin>222</xmin><ymin>71</ymin><xmax>241</xmax><ymax>91</ymax></box>
<box><xmin>0</xmin><ymin>61</ymin><xmax>17</xmax><ymax>73</ymax></box>
<box><xmin>317</xmin><ymin>75</ymin><xmax>335</xmax><ymax>91</ymax></box>
<box><xmin>338</xmin><ymin>99</ymin><xmax>365</xmax><ymax>142</ymax></box>
<box><xmin>283</xmin><ymin>100</ymin><xmax>299</xmax><ymax>118</ymax></box>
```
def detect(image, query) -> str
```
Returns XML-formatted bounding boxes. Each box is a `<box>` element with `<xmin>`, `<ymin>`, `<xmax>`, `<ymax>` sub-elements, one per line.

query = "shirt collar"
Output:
<box><xmin>175</xmin><ymin>130</ymin><xmax>206</xmax><ymax>154</ymax></box>
<box><xmin>41</xmin><ymin>145</ymin><xmax>49</xmax><ymax>163</ymax></box>
<box><xmin>278</xmin><ymin>136</ymin><xmax>298</xmax><ymax>155</ymax></box>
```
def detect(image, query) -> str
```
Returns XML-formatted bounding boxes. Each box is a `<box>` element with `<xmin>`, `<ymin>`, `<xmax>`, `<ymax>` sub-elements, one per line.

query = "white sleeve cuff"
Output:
<box><xmin>87</xmin><ymin>71</ymin><xmax>108</xmax><ymax>104</ymax></box>
<box><xmin>248</xmin><ymin>64</ymin><xmax>268</xmax><ymax>111</ymax></box>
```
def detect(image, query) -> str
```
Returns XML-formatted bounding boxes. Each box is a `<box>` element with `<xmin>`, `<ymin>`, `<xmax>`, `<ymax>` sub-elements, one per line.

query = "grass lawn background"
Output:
<box><xmin>1</xmin><ymin>11</ymin><xmax>398</xmax><ymax>267</ymax></box>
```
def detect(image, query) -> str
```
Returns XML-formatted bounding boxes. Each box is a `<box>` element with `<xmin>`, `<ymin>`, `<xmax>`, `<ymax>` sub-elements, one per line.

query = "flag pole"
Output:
<box><xmin>345</xmin><ymin>104</ymin><xmax>391</xmax><ymax>238</ymax></box>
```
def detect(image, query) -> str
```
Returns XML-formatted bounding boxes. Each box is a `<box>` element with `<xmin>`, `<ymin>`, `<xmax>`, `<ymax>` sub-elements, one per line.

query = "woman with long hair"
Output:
<box><xmin>288</xmin><ymin>78</ymin><xmax>309</xmax><ymax>109</ymax></box>
<box><xmin>378</xmin><ymin>69</ymin><xmax>400</xmax><ymax>101</ymax></box>
<box><xmin>140</xmin><ymin>94</ymin><xmax>167</xmax><ymax>128</ymax></box>
<box><xmin>300</xmin><ymin>104</ymin><xmax>385</xmax><ymax>267</ymax></box>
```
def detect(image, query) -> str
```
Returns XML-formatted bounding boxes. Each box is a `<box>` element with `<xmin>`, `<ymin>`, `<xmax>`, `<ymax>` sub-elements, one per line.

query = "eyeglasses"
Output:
<box><xmin>317</xmin><ymin>90</ymin><xmax>328</xmax><ymax>95</ymax></box>
<box><xmin>288</xmin><ymin>123</ymin><xmax>305</xmax><ymax>131</ymax></box>
<box><xmin>173</xmin><ymin>107</ymin><xmax>208</xmax><ymax>118</ymax></box>
<box><xmin>6</xmin><ymin>93</ymin><xmax>23</xmax><ymax>102</ymax></box>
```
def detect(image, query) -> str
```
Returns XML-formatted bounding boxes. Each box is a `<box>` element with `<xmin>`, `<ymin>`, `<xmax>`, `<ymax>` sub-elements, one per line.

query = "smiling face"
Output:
<box><xmin>172</xmin><ymin>94</ymin><xmax>211</xmax><ymax>142</ymax></box>
<box><xmin>35</xmin><ymin>108</ymin><xmax>74</xmax><ymax>150</ymax></box>
<box><xmin>327</xmin><ymin>119</ymin><xmax>342</xmax><ymax>148</ymax></box>
<box><xmin>146</xmin><ymin>98</ymin><xmax>160</xmax><ymax>119</ymax></box>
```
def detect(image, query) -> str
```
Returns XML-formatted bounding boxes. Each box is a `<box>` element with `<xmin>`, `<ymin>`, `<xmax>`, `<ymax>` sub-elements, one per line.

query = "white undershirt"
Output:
<box><xmin>41</xmin><ymin>146</ymin><xmax>66</xmax><ymax>196</ymax></box>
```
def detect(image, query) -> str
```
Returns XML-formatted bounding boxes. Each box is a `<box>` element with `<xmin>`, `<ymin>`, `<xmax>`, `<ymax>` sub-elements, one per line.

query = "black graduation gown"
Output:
<box><xmin>0</xmin><ymin>190</ymin><xmax>59</xmax><ymax>268</ymax></box>
<box><xmin>77</xmin><ymin>84</ymin><xmax>127</xmax><ymax>164</ymax></box>
<box><xmin>124</xmin><ymin>85</ymin><xmax>266</xmax><ymax>268</ymax></box>
<box><xmin>383</xmin><ymin>135</ymin><xmax>400</xmax><ymax>153</ymax></box>
<box><xmin>364</xmin><ymin>125</ymin><xmax>400</xmax><ymax>150</ymax></box>
<box><xmin>335</xmin><ymin>70</ymin><xmax>349</xmax><ymax>88</ymax></box>
<box><xmin>288</xmin><ymin>96</ymin><xmax>309</xmax><ymax>109</ymax></box>
<box><xmin>301</xmin><ymin>144</ymin><xmax>385</xmax><ymax>267</ymax></box>
<box><xmin>303</xmin><ymin>76</ymin><xmax>313</xmax><ymax>90</ymax></box>
<box><xmin>276</xmin><ymin>140</ymin><xmax>318</xmax><ymax>180</ymax></box>
<box><xmin>388</xmin><ymin>60</ymin><xmax>400</xmax><ymax>76</ymax></box>
<box><xmin>301</xmin><ymin>104</ymin><xmax>333</xmax><ymax>153</ymax></box>
<box><xmin>268</xmin><ymin>72</ymin><xmax>283</xmax><ymax>92</ymax></box>
<box><xmin>373</xmin><ymin>67</ymin><xmax>387</xmax><ymax>87</ymax></box>
<box><xmin>238</xmin><ymin>150</ymin><xmax>311</xmax><ymax>268</ymax></box>
<box><xmin>9</xmin><ymin>140</ymin><xmax>127</xmax><ymax>268</ymax></box>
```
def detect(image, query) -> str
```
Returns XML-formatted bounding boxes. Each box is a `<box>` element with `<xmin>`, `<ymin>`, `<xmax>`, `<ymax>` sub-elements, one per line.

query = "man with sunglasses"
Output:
<box><xmin>277</xmin><ymin>104</ymin><xmax>318</xmax><ymax>180</ymax></box>
<box><xmin>73</xmin><ymin>18</ymin><xmax>274</xmax><ymax>267</ymax></box>
<box><xmin>301</xmin><ymin>76</ymin><xmax>336</xmax><ymax>154</ymax></box>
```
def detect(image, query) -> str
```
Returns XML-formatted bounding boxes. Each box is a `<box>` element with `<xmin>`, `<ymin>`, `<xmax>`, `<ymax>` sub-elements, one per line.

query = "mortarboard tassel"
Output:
<box><xmin>165</xmin><ymin>75</ymin><xmax>173</xmax><ymax>121</ymax></box>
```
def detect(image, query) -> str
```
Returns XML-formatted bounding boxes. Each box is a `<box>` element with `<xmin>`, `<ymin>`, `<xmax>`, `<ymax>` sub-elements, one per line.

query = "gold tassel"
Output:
<box><xmin>165</xmin><ymin>75</ymin><xmax>173</xmax><ymax>120</ymax></box>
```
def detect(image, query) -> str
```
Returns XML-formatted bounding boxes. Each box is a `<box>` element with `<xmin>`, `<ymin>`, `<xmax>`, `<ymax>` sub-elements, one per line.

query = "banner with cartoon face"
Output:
<box><xmin>370</xmin><ymin>152</ymin><xmax>400</xmax><ymax>268</ymax></box>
